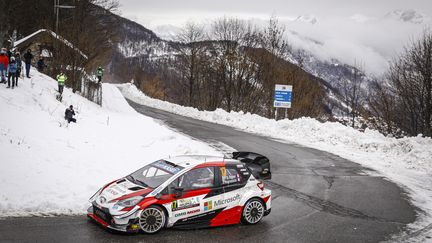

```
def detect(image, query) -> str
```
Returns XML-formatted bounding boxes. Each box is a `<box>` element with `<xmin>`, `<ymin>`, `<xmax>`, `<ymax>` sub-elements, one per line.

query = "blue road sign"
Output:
<box><xmin>274</xmin><ymin>85</ymin><xmax>292</xmax><ymax>108</ymax></box>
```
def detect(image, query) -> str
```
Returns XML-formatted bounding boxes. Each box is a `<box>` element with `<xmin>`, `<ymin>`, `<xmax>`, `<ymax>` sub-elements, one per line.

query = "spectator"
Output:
<box><xmin>0</xmin><ymin>48</ymin><xmax>9</xmax><ymax>83</ymax></box>
<box><xmin>7</xmin><ymin>57</ymin><xmax>18</xmax><ymax>88</ymax></box>
<box><xmin>65</xmin><ymin>105</ymin><xmax>76</xmax><ymax>123</ymax></box>
<box><xmin>14</xmin><ymin>52</ymin><xmax>22</xmax><ymax>79</ymax></box>
<box><xmin>96</xmin><ymin>66</ymin><xmax>104</xmax><ymax>83</ymax></box>
<box><xmin>37</xmin><ymin>57</ymin><xmax>46</xmax><ymax>72</ymax></box>
<box><xmin>23</xmin><ymin>49</ymin><xmax>33</xmax><ymax>78</ymax></box>
<box><xmin>56</xmin><ymin>72</ymin><xmax>67</xmax><ymax>94</ymax></box>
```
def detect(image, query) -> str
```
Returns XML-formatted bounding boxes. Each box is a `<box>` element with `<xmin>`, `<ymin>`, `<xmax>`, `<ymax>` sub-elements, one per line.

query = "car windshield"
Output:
<box><xmin>127</xmin><ymin>160</ymin><xmax>184</xmax><ymax>188</ymax></box>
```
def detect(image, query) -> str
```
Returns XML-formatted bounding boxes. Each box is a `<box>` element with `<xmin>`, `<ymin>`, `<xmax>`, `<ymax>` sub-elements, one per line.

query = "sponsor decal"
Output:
<box><xmin>179</xmin><ymin>210</ymin><xmax>216</xmax><ymax>222</ymax></box>
<box><xmin>213</xmin><ymin>194</ymin><xmax>241</xmax><ymax>207</ymax></box>
<box><xmin>240</xmin><ymin>168</ymin><xmax>247</xmax><ymax>172</ymax></box>
<box><xmin>204</xmin><ymin>201</ymin><xmax>213</xmax><ymax>212</ymax></box>
<box><xmin>154</xmin><ymin>160</ymin><xmax>182</xmax><ymax>174</ymax></box>
<box><xmin>236</xmin><ymin>164</ymin><xmax>244</xmax><ymax>168</ymax></box>
<box><xmin>220</xmin><ymin>167</ymin><xmax>227</xmax><ymax>177</ymax></box>
<box><xmin>172</xmin><ymin>197</ymin><xmax>200</xmax><ymax>211</ymax></box>
<box><xmin>175</xmin><ymin>209</ymin><xmax>200</xmax><ymax>217</ymax></box>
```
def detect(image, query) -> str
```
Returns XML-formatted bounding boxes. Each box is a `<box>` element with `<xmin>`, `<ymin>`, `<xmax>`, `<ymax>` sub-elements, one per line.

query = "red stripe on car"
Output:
<box><xmin>210</xmin><ymin>206</ymin><xmax>242</xmax><ymax>227</ymax></box>
<box><xmin>193</xmin><ymin>162</ymin><xmax>225</xmax><ymax>169</ymax></box>
<box><xmin>88</xmin><ymin>213</ymin><xmax>109</xmax><ymax>227</ymax></box>
<box><xmin>110</xmin><ymin>188</ymin><xmax>153</xmax><ymax>202</ymax></box>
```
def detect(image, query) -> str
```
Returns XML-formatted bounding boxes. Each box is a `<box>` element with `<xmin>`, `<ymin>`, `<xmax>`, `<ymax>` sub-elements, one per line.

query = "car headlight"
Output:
<box><xmin>114</xmin><ymin>196</ymin><xmax>143</xmax><ymax>208</ymax></box>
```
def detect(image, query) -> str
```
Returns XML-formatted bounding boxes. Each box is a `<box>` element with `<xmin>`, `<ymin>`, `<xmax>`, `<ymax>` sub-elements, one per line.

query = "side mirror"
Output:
<box><xmin>173</xmin><ymin>187</ymin><xmax>184</xmax><ymax>198</ymax></box>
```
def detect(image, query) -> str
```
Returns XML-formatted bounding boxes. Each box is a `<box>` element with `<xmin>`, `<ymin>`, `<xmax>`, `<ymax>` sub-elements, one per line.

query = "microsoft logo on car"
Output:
<box><xmin>213</xmin><ymin>194</ymin><xmax>241</xmax><ymax>207</ymax></box>
<box><xmin>204</xmin><ymin>201</ymin><xmax>212</xmax><ymax>211</ymax></box>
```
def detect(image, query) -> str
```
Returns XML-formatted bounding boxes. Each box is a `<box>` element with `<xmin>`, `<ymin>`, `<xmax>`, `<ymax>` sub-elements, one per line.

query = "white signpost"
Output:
<box><xmin>274</xmin><ymin>84</ymin><xmax>292</xmax><ymax>119</ymax></box>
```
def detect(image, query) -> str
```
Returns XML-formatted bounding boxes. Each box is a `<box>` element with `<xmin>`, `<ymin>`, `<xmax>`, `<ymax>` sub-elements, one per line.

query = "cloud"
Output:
<box><xmin>280</xmin><ymin>15</ymin><xmax>431</xmax><ymax>76</ymax></box>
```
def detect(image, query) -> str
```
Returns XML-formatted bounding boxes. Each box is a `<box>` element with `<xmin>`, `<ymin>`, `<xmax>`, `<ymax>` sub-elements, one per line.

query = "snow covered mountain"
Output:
<box><xmin>294</xmin><ymin>15</ymin><xmax>318</xmax><ymax>25</ymax></box>
<box><xmin>385</xmin><ymin>9</ymin><xmax>430</xmax><ymax>24</ymax></box>
<box><xmin>104</xmin><ymin>12</ymin><xmax>377</xmax><ymax>117</ymax></box>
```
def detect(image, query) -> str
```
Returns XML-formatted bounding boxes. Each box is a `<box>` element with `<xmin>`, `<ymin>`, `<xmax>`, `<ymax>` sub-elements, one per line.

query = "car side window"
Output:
<box><xmin>220</xmin><ymin>166</ymin><xmax>243</xmax><ymax>186</ymax></box>
<box><xmin>176</xmin><ymin>167</ymin><xmax>215</xmax><ymax>191</ymax></box>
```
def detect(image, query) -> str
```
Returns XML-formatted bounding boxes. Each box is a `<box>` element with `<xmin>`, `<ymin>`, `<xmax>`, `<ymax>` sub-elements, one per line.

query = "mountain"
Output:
<box><xmin>294</xmin><ymin>15</ymin><xmax>318</xmax><ymax>25</ymax></box>
<box><xmin>94</xmin><ymin>9</ymin><xmax>373</xmax><ymax>119</ymax></box>
<box><xmin>384</xmin><ymin>9</ymin><xmax>430</xmax><ymax>24</ymax></box>
<box><xmin>152</xmin><ymin>24</ymin><xmax>182</xmax><ymax>41</ymax></box>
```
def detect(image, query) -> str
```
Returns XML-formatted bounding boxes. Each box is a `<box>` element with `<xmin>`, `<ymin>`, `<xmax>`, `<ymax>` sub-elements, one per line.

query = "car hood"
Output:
<box><xmin>96</xmin><ymin>178</ymin><xmax>153</xmax><ymax>205</ymax></box>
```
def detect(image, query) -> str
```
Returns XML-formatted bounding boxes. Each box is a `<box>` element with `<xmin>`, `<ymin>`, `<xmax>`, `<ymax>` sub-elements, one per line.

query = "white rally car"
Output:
<box><xmin>88</xmin><ymin>152</ymin><xmax>272</xmax><ymax>234</ymax></box>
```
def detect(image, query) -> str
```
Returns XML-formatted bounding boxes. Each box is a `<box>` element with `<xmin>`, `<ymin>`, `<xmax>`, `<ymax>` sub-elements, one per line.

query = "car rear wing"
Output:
<box><xmin>232</xmin><ymin>152</ymin><xmax>271</xmax><ymax>180</ymax></box>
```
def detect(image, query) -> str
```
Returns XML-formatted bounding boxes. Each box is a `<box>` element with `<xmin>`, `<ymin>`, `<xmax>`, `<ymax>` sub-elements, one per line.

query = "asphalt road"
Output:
<box><xmin>0</xmin><ymin>100</ymin><xmax>416</xmax><ymax>243</ymax></box>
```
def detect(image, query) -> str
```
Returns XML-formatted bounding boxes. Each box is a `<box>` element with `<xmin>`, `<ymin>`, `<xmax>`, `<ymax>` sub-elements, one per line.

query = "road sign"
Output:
<box><xmin>274</xmin><ymin>84</ymin><xmax>292</xmax><ymax>108</ymax></box>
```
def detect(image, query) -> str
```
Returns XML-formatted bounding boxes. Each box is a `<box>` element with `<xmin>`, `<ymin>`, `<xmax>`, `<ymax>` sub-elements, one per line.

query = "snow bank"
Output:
<box><xmin>120</xmin><ymin>83</ymin><xmax>432</xmax><ymax>240</ymax></box>
<box><xmin>0</xmin><ymin>70</ymin><xmax>219</xmax><ymax>217</ymax></box>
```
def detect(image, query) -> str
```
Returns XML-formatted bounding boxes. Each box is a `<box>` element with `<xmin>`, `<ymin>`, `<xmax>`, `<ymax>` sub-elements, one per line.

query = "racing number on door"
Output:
<box><xmin>169</xmin><ymin>167</ymin><xmax>216</xmax><ymax>220</ymax></box>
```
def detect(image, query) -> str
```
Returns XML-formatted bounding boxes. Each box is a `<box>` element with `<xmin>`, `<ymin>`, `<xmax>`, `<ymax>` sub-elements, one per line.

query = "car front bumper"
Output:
<box><xmin>87</xmin><ymin>205</ymin><xmax>141</xmax><ymax>233</ymax></box>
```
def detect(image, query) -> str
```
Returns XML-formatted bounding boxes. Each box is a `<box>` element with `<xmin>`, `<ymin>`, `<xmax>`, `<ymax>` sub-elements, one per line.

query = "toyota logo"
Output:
<box><xmin>99</xmin><ymin>196</ymin><xmax>107</xmax><ymax>204</ymax></box>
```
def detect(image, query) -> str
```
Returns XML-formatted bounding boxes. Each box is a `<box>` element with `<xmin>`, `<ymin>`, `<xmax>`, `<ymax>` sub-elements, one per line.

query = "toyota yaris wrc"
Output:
<box><xmin>88</xmin><ymin>152</ymin><xmax>272</xmax><ymax>234</ymax></box>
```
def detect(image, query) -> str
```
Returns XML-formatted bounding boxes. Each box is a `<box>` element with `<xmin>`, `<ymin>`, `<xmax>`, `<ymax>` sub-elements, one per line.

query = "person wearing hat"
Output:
<box><xmin>23</xmin><ymin>49</ymin><xmax>33</xmax><ymax>78</ymax></box>
<box><xmin>7</xmin><ymin>57</ymin><xmax>18</xmax><ymax>88</ymax></box>
<box><xmin>64</xmin><ymin>105</ymin><xmax>76</xmax><ymax>123</ymax></box>
<box><xmin>96</xmin><ymin>66</ymin><xmax>104</xmax><ymax>84</ymax></box>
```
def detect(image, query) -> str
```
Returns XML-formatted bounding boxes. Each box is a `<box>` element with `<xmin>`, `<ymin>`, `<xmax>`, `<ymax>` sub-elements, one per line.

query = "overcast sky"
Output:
<box><xmin>119</xmin><ymin>0</ymin><xmax>432</xmax><ymax>76</ymax></box>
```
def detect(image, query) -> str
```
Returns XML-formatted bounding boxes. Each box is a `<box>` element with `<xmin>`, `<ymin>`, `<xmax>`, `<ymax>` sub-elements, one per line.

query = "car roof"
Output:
<box><xmin>164</xmin><ymin>155</ymin><xmax>238</xmax><ymax>169</ymax></box>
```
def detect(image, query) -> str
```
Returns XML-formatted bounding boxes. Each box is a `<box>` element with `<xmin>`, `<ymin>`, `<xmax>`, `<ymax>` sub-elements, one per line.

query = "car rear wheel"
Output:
<box><xmin>241</xmin><ymin>198</ymin><xmax>265</xmax><ymax>225</ymax></box>
<box><xmin>138</xmin><ymin>205</ymin><xmax>166</xmax><ymax>234</ymax></box>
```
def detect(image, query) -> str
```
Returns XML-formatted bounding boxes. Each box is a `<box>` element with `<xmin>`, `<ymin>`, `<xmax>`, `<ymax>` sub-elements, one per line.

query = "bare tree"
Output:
<box><xmin>340</xmin><ymin>61</ymin><xmax>365</xmax><ymax>127</ymax></box>
<box><xmin>174</xmin><ymin>22</ymin><xmax>207</xmax><ymax>106</ymax></box>
<box><xmin>387</xmin><ymin>31</ymin><xmax>432</xmax><ymax>136</ymax></box>
<box><xmin>368</xmin><ymin>80</ymin><xmax>397</xmax><ymax>135</ymax></box>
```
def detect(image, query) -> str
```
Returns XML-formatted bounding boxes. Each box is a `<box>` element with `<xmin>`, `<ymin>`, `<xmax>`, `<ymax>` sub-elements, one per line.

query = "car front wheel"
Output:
<box><xmin>138</xmin><ymin>205</ymin><xmax>166</xmax><ymax>234</ymax></box>
<box><xmin>241</xmin><ymin>198</ymin><xmax>265</xmax><ymax>225</ymax></box>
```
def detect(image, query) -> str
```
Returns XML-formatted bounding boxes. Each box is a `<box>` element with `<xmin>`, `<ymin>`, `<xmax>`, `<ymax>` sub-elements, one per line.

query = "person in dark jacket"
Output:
<box><xmin>14</xmin><ymin>52</ymin><xmax>22</xmax><ymax>79</ymax></box>
<box><xmin>23</xmin><ymin>49</ymin><xmax>33</xmax><ymax>78</ymax></box>
<box><xmin>37</xmin><ymin>57</ymin><xmax>46</xmax><ymax>72</ymax></box>
<box><xmin>65</xmin><ymin>105</ymin><xmax>76</xmax><ymax>123</ymax></box>
<box><xmin>96</xmin><ymin>66</ymin><xmax>104</xmax><ymax>83</ymax></box>
<box><xmin>7</xmin><ymin>57</ymin><xmax>18</xmax><ymax>88</ymax></box>
<box><xmin>0</xmin><ymin>48</ymin><xmax>9</xmax><ymax>83</ymax></box>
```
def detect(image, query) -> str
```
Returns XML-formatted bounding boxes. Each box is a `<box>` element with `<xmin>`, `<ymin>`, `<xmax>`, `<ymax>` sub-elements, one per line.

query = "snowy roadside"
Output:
<box><xmin>0</xmin><ymin>70</ymin><xmax>220</xmax><ymax>217</ymax></box>
<box><xmin>119</xmin><ymin>83</ymin><xmax>432</xmax><ymax>241</ymax></box>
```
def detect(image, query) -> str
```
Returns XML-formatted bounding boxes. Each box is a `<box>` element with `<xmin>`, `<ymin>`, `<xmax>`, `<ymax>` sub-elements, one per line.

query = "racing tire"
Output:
<box><xmin>138</xmin><ymin>205</ymin><xmax>166</xmax><ymax>234</ymax></box>
<box><xmin>241</xmin><ymin>198</ymin><xmax>265</xmax><ymax>225</ymax></box>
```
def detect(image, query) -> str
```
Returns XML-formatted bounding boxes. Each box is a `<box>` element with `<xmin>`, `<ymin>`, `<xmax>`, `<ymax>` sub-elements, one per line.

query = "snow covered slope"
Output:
<box><xmin>120</xmin><ymin>83</ymin><xmax>432</xmax><ymax>240</ymax></box>
<box><xmin>0</xmin><ymin>69</ymin><xmax>219</xmax><ymax>217</ymax></box>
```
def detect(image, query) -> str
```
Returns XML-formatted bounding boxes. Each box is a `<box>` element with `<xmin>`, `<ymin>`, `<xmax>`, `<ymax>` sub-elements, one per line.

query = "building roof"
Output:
<box><xmin>13</xmin><ymin>29</ymin><xmax>88</xmax><ymax>59</ymax></box>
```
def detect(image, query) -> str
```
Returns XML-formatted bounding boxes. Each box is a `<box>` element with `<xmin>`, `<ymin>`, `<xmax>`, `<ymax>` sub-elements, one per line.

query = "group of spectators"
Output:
<box><xmin>0</xmin><ymin>47</ymin><xmax>105</xmax><ymax>124</ymax></box>
<box><xmin>0</xmin><ymin>48</ymin><xmax>47</xmax><ymax>89</ymax></box>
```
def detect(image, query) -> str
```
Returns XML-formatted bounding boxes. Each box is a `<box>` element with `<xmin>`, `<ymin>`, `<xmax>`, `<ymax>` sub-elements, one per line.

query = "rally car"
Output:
<box><xmin>87</xmin><ymin>152</ymin><xmax>272</xmax><ymax>234</ymax></box>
